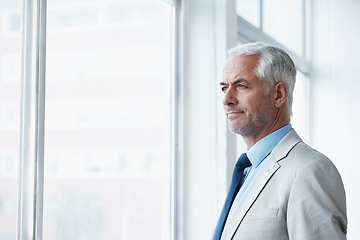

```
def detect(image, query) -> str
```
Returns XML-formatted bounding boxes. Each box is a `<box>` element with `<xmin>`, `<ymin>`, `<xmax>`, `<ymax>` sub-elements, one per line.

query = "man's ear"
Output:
<box><xmin>274</xmin><ymin>81</ymin><xmax>289</xmax><ymax>108</ymax></box>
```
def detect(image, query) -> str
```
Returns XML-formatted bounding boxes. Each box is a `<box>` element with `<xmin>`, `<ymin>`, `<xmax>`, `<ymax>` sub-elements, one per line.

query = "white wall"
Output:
<box><xmin>312</xmin><ymin>0</ymin><xmax>360</xmax><ymax>238</ymax></box>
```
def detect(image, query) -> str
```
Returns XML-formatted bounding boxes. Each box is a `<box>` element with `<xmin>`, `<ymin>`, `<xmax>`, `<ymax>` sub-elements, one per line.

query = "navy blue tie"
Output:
<box><xmin>213</xmin><ymin>153</ymin><xmax>252</xmax><ymax>240</ymax></box>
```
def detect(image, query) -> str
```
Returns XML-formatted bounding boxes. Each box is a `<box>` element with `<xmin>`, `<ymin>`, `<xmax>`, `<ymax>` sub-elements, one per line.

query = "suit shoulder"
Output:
<box><xmin>291</xmin><ymin>141</ymin><xmax>329</xmax><ymax>161</ymax></box>
<box><xmin>282</xmin><ymin>141</ymin><xmax>341</xmax><ymax>178</ymax></box>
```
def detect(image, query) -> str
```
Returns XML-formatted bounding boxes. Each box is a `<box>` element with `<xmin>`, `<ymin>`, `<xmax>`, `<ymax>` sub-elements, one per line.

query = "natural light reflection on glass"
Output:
<box><xmin>0</xmin><ymin>1</ymin><xmax>21</xmax><ymax>239</ymax></box>
<box><xmin>44</xmin><ymin>0</ymin><xmax>173</xmax><ymax>239</ymax></box>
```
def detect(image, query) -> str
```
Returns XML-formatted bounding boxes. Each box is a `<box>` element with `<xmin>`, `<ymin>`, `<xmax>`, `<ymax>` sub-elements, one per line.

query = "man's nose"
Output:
<box><xmin>222</xmin><ymin>87</ymin><xmax>238</xmax><ymax>106</ymax></box>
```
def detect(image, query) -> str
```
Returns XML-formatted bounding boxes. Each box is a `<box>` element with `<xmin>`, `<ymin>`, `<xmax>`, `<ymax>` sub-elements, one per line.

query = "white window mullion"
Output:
<box><xmin>17</xmin><ymin>0</ymin><xmax>47</xmax><ymax>239</ymax></box>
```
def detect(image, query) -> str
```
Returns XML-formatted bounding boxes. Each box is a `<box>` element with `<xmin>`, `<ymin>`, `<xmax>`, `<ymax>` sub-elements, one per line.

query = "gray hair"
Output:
<box><xmin>228</xmin><ymin>42</ymin><xmax>297</xmax><ymax>116</ymax></box>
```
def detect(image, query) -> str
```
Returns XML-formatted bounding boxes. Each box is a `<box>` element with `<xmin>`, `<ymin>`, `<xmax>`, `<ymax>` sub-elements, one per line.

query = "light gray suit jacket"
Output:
<box><xmin>220</xmin><ymin>129</ymin><xmax>347</xmax><ymax>240</ymax></box>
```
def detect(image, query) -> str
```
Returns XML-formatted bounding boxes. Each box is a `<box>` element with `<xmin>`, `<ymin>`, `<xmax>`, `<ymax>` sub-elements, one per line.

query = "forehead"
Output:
<box><xmin>222</xmin><ymin>54</ymin><xmax>259</xmax><ymax>79</ymax></box>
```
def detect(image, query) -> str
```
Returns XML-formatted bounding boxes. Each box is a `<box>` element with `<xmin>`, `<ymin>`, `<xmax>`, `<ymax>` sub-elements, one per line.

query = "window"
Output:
<box><xmin>262</xmin><ymin>0</ymin><xmax>304</xmax><ymax>56</ymax></box>
<box><xmin>236</xmin><ymin>0</ymin><xmax>260</xmax><ymax>28</ymax></box>
<box><xmin>292</xmin><ymin>71</ymin><xmax>310</xmax><ymax>140</ymax></box>
<box><xmin>16</xmin><ymin>0</ymin><xmax>175</xmax><ymax>239</ymax></box>
<box><xmin>237</xmin><ymin>0</ymin><xmax>308</xmax><ymax>57</ymax></box>
<box><xmin>43</xmin><ymin>1</ymin><xmax>174</xmax><ymax>239</ymax></box>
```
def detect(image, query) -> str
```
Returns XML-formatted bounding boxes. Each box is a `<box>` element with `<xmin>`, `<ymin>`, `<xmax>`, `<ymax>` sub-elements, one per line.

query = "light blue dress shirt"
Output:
<box><xmin>228</xmin><ymin>124</ymin><xmax>293</xmax><ymax>219</ymax></box>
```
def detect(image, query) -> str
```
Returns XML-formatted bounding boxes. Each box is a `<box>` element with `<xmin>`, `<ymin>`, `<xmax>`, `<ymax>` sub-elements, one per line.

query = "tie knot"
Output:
<box><xmin>235</xmin><ymin>153</ymin><xmax>251</xmax><ymax>169</ymax></box>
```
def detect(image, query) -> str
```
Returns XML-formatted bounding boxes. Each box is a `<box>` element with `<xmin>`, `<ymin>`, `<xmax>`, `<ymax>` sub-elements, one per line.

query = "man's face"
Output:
<box><xmin>221</xmin><ymin>54</ymin><xmax>277</xmax><ymax>137</ymax></box>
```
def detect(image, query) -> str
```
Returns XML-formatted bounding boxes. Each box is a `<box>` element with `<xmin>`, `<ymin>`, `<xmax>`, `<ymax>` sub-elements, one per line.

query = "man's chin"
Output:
<box><xmin>229</xmin><ymin>125</ymin><xmax>253</xmax><ymax>137</ymax></box>
<box><xmin>229</xmin><ymin>126</ymin><xmax>245</xmax><ymax>135</ymax></box>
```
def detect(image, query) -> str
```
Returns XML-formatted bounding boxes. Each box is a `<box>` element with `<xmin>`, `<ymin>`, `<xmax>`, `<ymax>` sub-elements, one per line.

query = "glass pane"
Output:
<box><xmin>0</xmin><ymin>1</ymin><xmax>21</xmax><ymax>239</ymax></box>
<box><xmin>292</xmin><ymin>71</ymin><xmax>310</xmax><ymax>142</ymax></box>
<box><xmin>237</xmin><ymin>0</ymin><xmax>261</xmax><ymax>28</ymax></box>
<box><xmin>43</xmin><ymin>0</ymin><xmax>173</xmax><ymax>239</ymax></box>
<box><xmin>263</xmin><ymin>0</ymin><xmax>303</xmax><ymax>56</ymax></box>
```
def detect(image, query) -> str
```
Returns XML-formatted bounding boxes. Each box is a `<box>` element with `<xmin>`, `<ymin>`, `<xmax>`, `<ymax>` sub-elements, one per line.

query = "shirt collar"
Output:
<box><xmin>247</xmin><ymin>124</ymin><xmax>292</xmax><ymax>168</ymax></box>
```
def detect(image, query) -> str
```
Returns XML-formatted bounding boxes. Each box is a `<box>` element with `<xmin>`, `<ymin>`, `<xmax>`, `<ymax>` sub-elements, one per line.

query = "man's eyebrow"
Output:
<box><xmin>233</xmin><ymin>78</ymin><xmax>247</xmax><ymax>84</ymax></box>
<box><xmin>219</xmin><ymin>78</ymin><xmax>247</xmax><ymax>86</ymax></box>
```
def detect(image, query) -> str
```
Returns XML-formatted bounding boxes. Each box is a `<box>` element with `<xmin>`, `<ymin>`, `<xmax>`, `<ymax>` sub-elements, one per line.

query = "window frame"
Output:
<box><xmin>17</xmin><ymin>0</ymin><xmax>47</xmax><ymax>239</ymax></box>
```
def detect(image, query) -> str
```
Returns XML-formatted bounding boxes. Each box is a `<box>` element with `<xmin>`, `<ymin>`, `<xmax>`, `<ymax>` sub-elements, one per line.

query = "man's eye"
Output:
<box><xmin>221</xmin><ymin>86</ymin><xmax>227</xmax><ymax>92</ymax></box>
<box><xmin>237</xmin><ymin>83</ymin><xmax>247</xmax><ymax>88</ymax></box>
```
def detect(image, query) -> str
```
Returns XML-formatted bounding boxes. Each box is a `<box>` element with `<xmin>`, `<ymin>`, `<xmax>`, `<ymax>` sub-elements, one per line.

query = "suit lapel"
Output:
<box><xmin>221</xmin><ymin>154</ymin><xmax>280</xmax><ymax>239</ymax></box>
<box><xmin>221</xmin><ymin>130</ymin><xmax>302</xmax><ymax>240</ymax></box>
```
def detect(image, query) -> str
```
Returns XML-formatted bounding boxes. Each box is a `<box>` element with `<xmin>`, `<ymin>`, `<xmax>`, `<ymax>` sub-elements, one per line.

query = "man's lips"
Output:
<box><xmin>227</xmin><ymin>111</ymin><xmax>245</xmax><ymax>119</ymax></box>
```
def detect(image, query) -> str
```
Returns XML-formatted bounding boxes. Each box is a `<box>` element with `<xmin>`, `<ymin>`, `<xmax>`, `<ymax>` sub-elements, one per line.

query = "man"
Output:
<box><xmin>213</xmin><ymin>42</ymin><xmax>347</xmax><ymax>240</ymax></box>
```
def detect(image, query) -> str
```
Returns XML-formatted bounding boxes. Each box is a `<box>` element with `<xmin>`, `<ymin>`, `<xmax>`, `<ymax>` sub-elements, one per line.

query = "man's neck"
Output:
<box><xmin>243</xmin><ymin>121</ymin><xmax>290</xmax><ymax>149</ymax></box>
